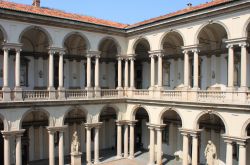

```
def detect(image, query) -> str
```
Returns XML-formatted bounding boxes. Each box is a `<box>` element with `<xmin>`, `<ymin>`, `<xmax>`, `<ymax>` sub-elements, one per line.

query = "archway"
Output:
<box><xmin>161</xmin><ymin>32</ymin><xmax>184</xmax><ymax>89</ymax></box>
<box><xmin>160</xmin><ymin>109</ymin><xmax>182</xmax><ymax>164</ymax></box>
<box><xmin>244</xmin><ymin>122</ymin><xmax>250</xmax><ymax>163</ymax></box>
<box><xmin>0</xmin><ymin>117</ymin><xmax>4</xmax><ymax>165</ymax></box>
<box><xmin>133</xmin><ymin>107</ymin><xmax>150</xmax><ymax>157</ymax></box>
<box><xmin>197</xmin><ymin>23</ymin><xmax>228</xmax><ymax>90</ymax></box>
<box><xmin>19</xmin><ymin>26</ymin><xmax>52</xmax><ymax>89</ymax></box>
<box><xmin>197</xmin><ymin>113</ymin><xmax>227</xmax><ymax>164</ymax></box>
<box><xmin>134</xmin><ymin>39</ymin><xmax>151</xmax><ymax>89</ymax></box>
<box><xmin>63</xmin><ymin>33</ymin><xmax>89</xmax><ymax>89</ymax></box>
<box><xmin>98</xmin><ymin>37</ymin><xmax>120</xmax><ymax>89</ymax></box>
<box><xmin>21</xmin><ymin>110</ymin><xmax>49</xmax><ymax>164</ymax></box>
<box><xmin>64</xmin><ymin>107</ymin><xmax>86</xmax><ymax>160</ymax></box>
<box><xmin>99</xmin><ymin>106</ymin><xmax>117</xmax><ymax>161</ymax></box>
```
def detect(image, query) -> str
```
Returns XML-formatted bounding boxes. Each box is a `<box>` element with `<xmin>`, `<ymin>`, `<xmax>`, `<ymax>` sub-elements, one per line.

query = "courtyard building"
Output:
<box><xmin>0</xmin><ymin>0</ymin><xmax>249</xmax><ymax>164</ymax></box>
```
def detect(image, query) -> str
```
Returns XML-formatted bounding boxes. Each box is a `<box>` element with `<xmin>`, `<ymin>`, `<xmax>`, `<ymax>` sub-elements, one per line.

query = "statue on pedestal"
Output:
<box><xmin>71</xmin><ymin>131</ymin><xmax>80</xmax><ymax>154</ymax></box>
<box><xmin>204</xmin><ymin>140</ymin><xmax>217</xmax><ymax>165</ymax></box>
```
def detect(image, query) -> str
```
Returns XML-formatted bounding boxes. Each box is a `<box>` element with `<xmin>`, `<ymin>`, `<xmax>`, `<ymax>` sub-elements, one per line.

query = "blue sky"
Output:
<box><xmin>10</xmin><ymin>0</ymin><xmax>209</xmax><ymax>24</ymax></box>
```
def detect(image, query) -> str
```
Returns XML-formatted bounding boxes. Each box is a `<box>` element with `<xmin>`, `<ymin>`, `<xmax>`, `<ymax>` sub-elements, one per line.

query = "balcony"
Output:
<box><xmin>0</xmin><ymin>88</ymin><xmax>249</xmax><ymax>105</ymax></box>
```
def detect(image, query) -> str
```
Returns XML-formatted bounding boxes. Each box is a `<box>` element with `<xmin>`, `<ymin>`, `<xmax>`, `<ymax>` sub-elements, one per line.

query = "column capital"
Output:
<box><xmin>2</xmin><ymin>43</ymin><xmax>22</xmax><ymax>51</ymax></box>
<box><xmin>239</xmin><ymin>42</ymin><xmax>249</xmax><ymax>48</ymax></box>
<box><xmin>147</xmin><ymin>123</ymin><xmax>165</xmax><ymax>130</ymax></box>
<box><xmin>47</xmin><ymin>125</ymin><xmax>68</xmax><ymax>133</ymax></box>
<box><xmin>225</xmin><ymin>37</ymin><xmax>249</xmax><ymax>48</ymax></box>
<box><xmin>179</xmin><ymin>128</ymin><xmax>199</xmax><ymax>136</ymax></box>
<box><xmin>148</xmin><ymin>50</ymin><xmax>165</xmax><ymax>57</ymax></box>
<box><xmin>86</xmin><ymin>50</ymin><xmax>101</xmax><ymax>58</ymax></box>
<box><xmin>222</xmin><ymin>135</ymin><xmax>248</xmax><ymax>144</ymax></box>
<box><xmin>85</xmin><ymin>122</ymin><xmax>102</xmax><ymax>129</ymax></box>
<box><xmin>48</xmin><ymin>47</ymin><xmax>65</xmax><ymax>54</ymax></box>
<box><xmin>182</xmin><ymin>44</ymin><xmax>201</xmax><ymax>53</ymax></box>
<box><xmin>128</xmin><ymin>120</ymin><xmax>137</xmax><ymax>126</ymax></box>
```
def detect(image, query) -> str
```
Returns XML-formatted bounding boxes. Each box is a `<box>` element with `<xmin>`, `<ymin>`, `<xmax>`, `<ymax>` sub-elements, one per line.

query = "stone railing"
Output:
<box><xmin>161</xmin><ymin>90</ymin><xmax>182</xmax><ymax>101</ymax></box>
<box><xmin>101</xmin><ymin>89</ymin><xmax>118</xmax><ymax>97</ymax></box>
<box><xmin>133</xmin><ymin>89</ymin><xmax>149</xmax><ymax>97</ymax></box>
<box><xmin>246</xmin><ymin>92</ymin><xmax>250</xmax><ymax>103</ymax></box>
<box><xmin>65</xmin><ymin>89</ymin><xmax>87</xmax><ymax>99</ymax></box>
<box><xmin>22</xmin><ymin>90</ymin><xmax>50</xmax><ymax>100</ymax></box>
<box><xmin>197</xmin><ymin>90</ymin><xmax>226</xmax><ymax>103</ymax></box>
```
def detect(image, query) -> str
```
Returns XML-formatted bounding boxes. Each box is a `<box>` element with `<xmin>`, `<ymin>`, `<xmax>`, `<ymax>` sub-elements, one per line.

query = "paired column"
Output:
<box><xmin>15</xmin><ymin>48</ymin><xmax>21</xmax><ymax>89</ymax></box>
<box><xmin>191</xmin><ymin>133</ymin><xmax>199</xmax><ymax>165</ymax></box>
<box><xmin>86</xmin><ymin>126</ymin><xmax>92</xmax><ymax>165</ymax></box>
<box><xmin>94</xmin><ymin>55</ymin><xmax>100</xmax><ymax>90</ymax></box>
<box><xmin>158</xmin><ymin>53</ymin><xmax>163</xmax><ymax>89</ymax></box>
<box><xmin>116</xmin><ymin>123</ymin><xmax>122</xmax><ymax>158</ymax></box>
<box><xmin>240</xmin><ymin>42</ymin><xmax>249</xmax><ymax>90</ymax></box>
<box><xmin>225</xmin><ymin>139</ymin><xmax>233</xmax><ymax>165</ymax></box>
<box><xmin>129</xmin><ymin>57</ymin><xmax>135</xmax><ymax>89</ymax></box>
<box><xmin>156</xmin><ymin>128</ymin><xmax>163</xmax><ymax>165</ymax></box>
<box><xmin>117</xmin><ymin>57</ymin><xmax>123</xmax><ymax>89</ymax></box>
<box><xmin>129</xmin><ymin>122</ymin><xmax>135</xmax><ymax>159</ymax></box>
<box><xmin>124</xmin><ymin>59</ymin><xmax>129</xmax><ymax>89</ymax></box>
<box><xmin>227</xmin><ymin>44</ymin><xmax>234</xmax><ymax>90</ymax></box>
<box><xmin>2</xmin><ymin>132</ymin><xmax>10</xmax><ymax>165</ymax></box>
<box><xmin>182</xmin><ymin>132</ymin><xmax>189</xmax><ymax>165</ymax></box>
<box><xmin>94</xmin><ymin>126</ymin><xmax>100</xmax><ymax>164</ymax></box>
<box><xmin>238</xmin><ymin>141</ymin><xmax>247</xmax><ymax>165</ymax></box>
<box><xmin>86</xmin><ymin>54</ymin><xmax>92</xmax><ymax>89</ymax></box>
<box><xmin>193</xmin><ymin>49</ymin><xmax>199</xmax><ymax>89</ymax></box>
<box><xmin>150</xmin><ymin>54</ymin><xmax>155</xmax><ymax>89</ymax></box>
<box><xmin>183</xmin><ymin>50</ymin><xmax>190</xmax><ymax>88</ymax></box>
<box><xmin>48</xmin><ymin>130</ymin><xmax>55</xmax><ymax>165</ymax></box>
<box><xmin>2</xmin><ymin>47</ymin><xmax>10</xmax><ymax>90</ymax></box>
<box><xmin>15</xmin><ymin>131</ymin><xmax>25</xmax><ymax>165</ymax></box>
<box><xmin>58</xmin><ymin>51</ymin><xmax>65</xmax><ymax>90</ymax></box>
<box><xmin>148</xmin><ymin>126</ymin><xmax>155</xmax><ymax>165</ymax></box>
<box><xmin>124</xmin><ymin>124</ymin><xmax>129</xmax><ymax>158</ymax></box>
<box><xmin>58</xmin><ymin>131</ymin><xmax>64</xmax><ymax>165</ymax></box>
<box><xmin>48</xmin><ymin>50</ymin><xmax>55</xmax><ymax>90</ymax></box>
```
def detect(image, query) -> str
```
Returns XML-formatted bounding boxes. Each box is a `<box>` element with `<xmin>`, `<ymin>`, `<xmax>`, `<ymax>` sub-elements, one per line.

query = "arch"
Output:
<box><xmin>62</xmin><ymin>31</ymin><xmax>91</xmax><ymax>51</ymax></box>
<box><xmin>132</xmin><ymin>37</ymin><xmax>151</xmax><ymax>54</ymax></box>
<box><xmin>130</xmin><ymin>104</ymin><xmax>151</xmax><ymax>123</ymax></box>
<box><xmin>194</xmin><ymin>110</ymin><xmax>228</xmax><ymax>134</ymax></box>
<box><xmin>194</xmin><ymin>21</ymin><xmax>230</xmax><ymax>45</ymax></box>
<box><xmin>158</xmin><ymin>107</ymin><xmax>183</xmax><ymax>125</ymax></box>
<box><xmin>62</xmin><ymin>106</ymin><xmax>88</xmax><ymax>125</ymax></box>
<box><xmin>242</xmin><ymin>17</ymin><xmax>250</xmax><ymax>37</ymax></box>
<box><xmin>97</xmin><ymin>104</ymin><xmax>119</xmax><ymax>122</ymax></box>
<box><xmin>0</xmin><ymin>24</ymin><xmax>8</xmax><ymax>42</ymax></box>
<box><xmin>159</xmin><ymin>30</ymin><xmax>186</xmax><ymax>50</ymax></box>
<box><xmin>0</xmin><ymin>113</ymin><xmax>8</xmax><ymax>131</ymax></box>
<box><xmin>18</xmin><ymin>25</ymin><xmax>53</xmax><ymax>46</ymax></box>
<box><xmin>241</xmin><ymin>118</ymin><xmax>250</xmax><ymax>137</ymax></box>
<box><xmin>19</xmin><ymin>108</ymin><xmax>51</xmax><ymax>129</ymax></box>
<box><xmin>98</xmin><ymin>36</ymin><xmax>122</xmax><ymax>55</ymax></box>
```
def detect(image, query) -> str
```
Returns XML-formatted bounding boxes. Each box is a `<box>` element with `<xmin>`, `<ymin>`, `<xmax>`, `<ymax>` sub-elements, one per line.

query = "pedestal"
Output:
<box><xmin>14</xmin><ymin>87</ymin><xmax>23</xmax><ymax>101</ymax></box>
<box><xmin>71</xmin><ymin>152</ymin><xmax>82</xmax><ymax>165</ymax></box>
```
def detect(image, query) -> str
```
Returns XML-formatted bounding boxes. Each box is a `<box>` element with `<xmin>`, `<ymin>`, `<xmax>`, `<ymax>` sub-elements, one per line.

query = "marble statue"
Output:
<box><xmin>71</xmin><ymin>131</ymin><xmax>80</xmax><ymax>154</ymax></box>
<box><xmin>204</xmin><ymin>140</ymin><xmax>217</xmax><ymax>165</ymax></box>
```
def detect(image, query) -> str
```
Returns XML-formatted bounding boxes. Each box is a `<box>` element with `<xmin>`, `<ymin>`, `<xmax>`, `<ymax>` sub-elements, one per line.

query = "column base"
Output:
<box><xmin>71</xmin><ymin>152</ymin><xmax>82</xmax><ymax>165</ymax></box>
<box><xmin>94</xmin><ymin>160</ymin><xmax>100</xmax><ymax>164</ymax></box>
<box><xmin>48</xmin><ymin>87</ymin><xmax>56</xmax><ymax>99</ymax></box>
<box><xmin>94</xmin><ymin>87</ymin><xmax>101</xmax><ymax>98</ymax></box>
<box><xmin>128</xmin><ymin>155</ymin><xmax>134</xmax><ymax>159</ymax></box>
<box><xmin>85</xmin><ymin>87</ymin><xmax>94</xmax><ymax>98</ymax></box>
<box><xmin>14</xmin><ymin>87</ymin><xmax>23</xmax><ymax>101</ymax></box>
<box><xmin>116</xmin><ymin>155</ymin><xmax>122</xmax><ymax>159</ymax></box>
<box><xmin>2</xmin><ymin>86</ymin><xmax>11</xmax><ymax>101</ymax></box>
<box><xmin>57</xmin><ymin>87</ymin><xmax>65</xmax><ymax>100</ymax></box>
<box><xmin>239</xmin><ymin>86</ymin><xmax>248</xmax><ymax>92</ymax></box>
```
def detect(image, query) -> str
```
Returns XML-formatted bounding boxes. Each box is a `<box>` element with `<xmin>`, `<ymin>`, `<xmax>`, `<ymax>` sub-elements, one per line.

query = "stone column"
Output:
<box><xmin>59</xmin><ymin>131</ymin><xmax>64</xmax><ymax>165</ymax></box>
<box><xmin>124</xmin><ymin>59</ymin><xmax>129</xmax><ymax>89</ymax></box>
<box><xmin>124</xmin><ymin>124</ymin><xmax>129</xmax><ymax>158</ymax></box>
<box><xmin>3</xmin><ymin>47</ymin><xmax>9</xmax><ymax>89</ymax></box>
<box><xmin>2</xmin><ymin>133</ymin><xmax>10</xmax><ymax>165</ymax></box>
<box><xmin>94</xmin><ymin>55</ymin><xmax>100</xmax><ymax>90</ymax></box>
<box><xmin>117</xmin><ymin>57</ymin><xmax>123</xmax><ymax>89</ymax></box>
<box><xmin>14</xmin><ymin>48</ymin><xmax>23</xmax><ymax>100</ymax></box>
<box><xmin>129</xmin><ymin>122</ymin><xmax>135</xmax><ymax>159</ymax></box>
<box><xmin>48</xmin><ymin>50</ymin><xmax>55</xmax><ymax>90</ymax></box>
<box><xmin>193</xmin><ymin>49</ymin><xmax>199</xmax><ymax>89</ymax></box>
<box><xmin>225</xmin><ymin>140</ymin><xmax>233</xmax><ymax>165</ymax></box>
<box><xmin>183</xmin><ymin>50</ymin><xmax>190</xmax><ymax>88</ymax></box>
<box><xmin>227</xmin><ymin>44</ymin><xmax>234</xmax><ymax>90</ymax></box>
<box><xmin>16</xmin><ymin>133</ymin><xmax>23</xmax><ymax>165</ymax></box>
<box><xmin>48</xmin><ymin>130</ymin><xmax>55</xmax><ymax>165</ymax></box>
<box><xmin>191</xmin><ymin>133</ymin><xmax>199</xmax><ymax>165</ymax></box>
<box><xmin>182</xmin><ymin>132</ymin><xmax>189</xmax><ymax>165</ymax></box>
<box><xmin>156</xmin><ymin>128</ymin><xmax>163</xmax><ymax>165</ymax></box>
<box><xmin>94</xmin><ymin>126</ymin><xmax>100</xmax><ymax>164</ymax></box>
<box><xmin>130</xmin><ymin>57</ymin><xmax>135</xmax><ymax>89</ymax></box>
<box><xmin>240</xmin><ymin>43</ymin><xmax>248</xmax><ymax>90</ymax></box>
<box><xmin>58</xmin><ymin>51</ymin><xmax>64</xmax><ymax>89</ymax></box>
<box><xmin>15</xmin><ymin>48</ymin><xmax>21</xmax><ymax>88</ymax></box>
<box><xmin>158</xmin><ymin>54</ymin><xmax>163</xmax><ymax>89</ymax></box>
<box><xmin>148</xmin><ymin>126</ymin><xmax>155</xmax><ymax>165</ymax></box>
<box><xmin>86</xmin><ymin>126</ymin><xmax>92</xmax><ymax>165</ymax></box>
<box><xmin>150</xmin><ymin>54</ymin><xmax>155</xmax><ymax>89</ymax></box>
<box><xmin>116</xmin><ymin>123</ymin><xmax>122</xmax><ymax>158</ymax></box>
<box><xmin>86</xmin><ymin>55</ymin><xmax>92</xmax><ymax>89</ymax></box>
<box><xmin>238</xmin><ymin>142</ymin><xmax>246</xmax><ymax>165</ymax></box>
<box><xmin>39</xmin><ymin>126</ymin><xmax>44</xmax><ymax>159</ymax></box>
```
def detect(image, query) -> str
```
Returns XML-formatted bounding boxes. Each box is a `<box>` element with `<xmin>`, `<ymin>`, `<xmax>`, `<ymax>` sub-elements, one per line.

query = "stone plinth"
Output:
<box><xmin>71</xmin><ymin>152</ymin><xmax>82</xmax><ymax>165</ymax></box>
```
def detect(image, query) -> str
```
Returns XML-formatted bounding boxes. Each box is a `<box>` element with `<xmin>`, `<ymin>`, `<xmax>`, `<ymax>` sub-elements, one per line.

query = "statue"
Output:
<box><xmin>71</xmin><ymin>131</ymin><xmax>80</xmax><ymax>154</ymax></box>
<box><xmin>204</xmin><ymin>140</ymin><xmax>217</xmax><ymax>165</ymax></box>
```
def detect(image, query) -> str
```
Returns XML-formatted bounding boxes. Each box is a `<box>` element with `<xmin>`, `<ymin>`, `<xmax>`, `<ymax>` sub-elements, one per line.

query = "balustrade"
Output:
<box><xmin>197</xmin><ymin>90</ymin><xmax>226</xmax><ymax>103</ymax></box>
<box><xmin>65</xmin><ymin>89</ymin><xmax>87</xmax><ymax>99</ymax></box>
<box><xmin>133</xmin><ymin>89</ymin><xmax>149</xmax><ymax>97</ymax></box>
<box><xmin>161</xmin><ymin>90</ymin><xmax>182</xmax><ymax>100</ymax></box>
<box><xmin>22</xmin><ymin>90</ymin><xmax>50</xmax><ymax>100</ymax></box>
<box><xmin>101</xmin><ymin>89</ymin><xmax>118</xmax><ymax>97</ymax></box>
